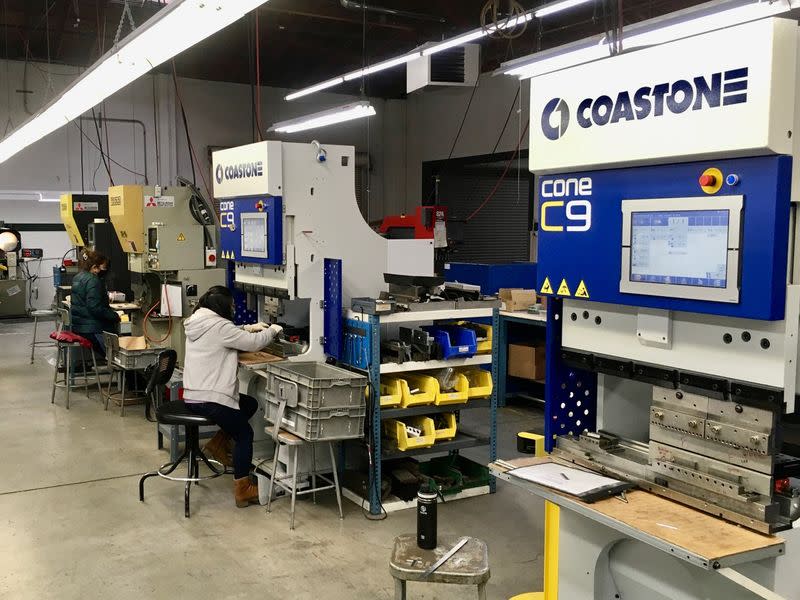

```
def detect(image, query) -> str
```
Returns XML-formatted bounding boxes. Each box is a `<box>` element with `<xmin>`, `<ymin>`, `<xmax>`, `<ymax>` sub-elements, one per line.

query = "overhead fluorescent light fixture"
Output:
<box><xmin>422</xmin><ymin>12</ymin><xmax>534</xmax><ymax>56</ymax></box>
<box><xmin>269</xmin><ymin>101</ymin><xmax>376</xmax><ymax>134</ymax></box>
<box><xmin>501</xmin><ymin>0</ymin><xmax>794</xmax><ymax>79</ymax></box>
<box><xmin>0</xmin><ymin>0</ymin><xmax>272</xmax><ymax>165</ymax></box>
<box><xmin>343</xmin><ymin>54</ymin><xmax>420</xmax><ymax>82</ymax></box>
<box><xmin>285</xmin><ymin>77</ymin><xmax>346</xmax><ymax>101</ymax></box>
<box><xmin>534</xmin><ymin>0</ymin><xmax>594</xmax><ymax>18</ymax></box>
<box><xmin>286</xmin><ymin>10</ymin><xmax>535</xmax><ymax>100</ymax></box>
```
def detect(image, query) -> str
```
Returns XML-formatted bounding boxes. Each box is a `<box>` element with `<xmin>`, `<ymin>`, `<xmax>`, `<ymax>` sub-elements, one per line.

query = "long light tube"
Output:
<box><xmin>501</xmin><ymin>0</ymin><xmax>794</xmax><ymax>79</ymax></box>
<box><xmin>286</xmin><ymin>10</ymin><xmax>536</xmax><ymax>100</ymax></box>
<box><xmin>0</xmin><ymin>0</ymin><xmax>271</xmax><ymax>165</ymax></box>
<box><xmin>268</xmin><ymin>102</ymin><xmax>377</xmax><ymax>134</ymax></box>
<box><xmin>534</xmin><ymin>0</ymin><xmax>594</xmax><ymax>18</ymax></box>
<box><xmin>343</xmin><ymin>53</ymin><xmax>420</xmax><ymax>82</ymax></box>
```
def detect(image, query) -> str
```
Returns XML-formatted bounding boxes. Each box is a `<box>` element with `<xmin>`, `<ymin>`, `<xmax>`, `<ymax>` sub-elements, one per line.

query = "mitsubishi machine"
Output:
<box><xmin>529</xmin><ymin>16</ymin><xmax>800</xmax><ymax>600</ymax></box>
<box><xmin>213</xmin><ymin>140</ymin><xmax>433</xmax><ymax>362</ymax></box>
<box><xmin>108</xmin><ymin>184</ymin><xmax>225</xmax><ymax>361</ymax></box>
<box><xmin>59</xmin><ymin>193</ymin><xmax>131</xmax><ymax>298</ymax></box>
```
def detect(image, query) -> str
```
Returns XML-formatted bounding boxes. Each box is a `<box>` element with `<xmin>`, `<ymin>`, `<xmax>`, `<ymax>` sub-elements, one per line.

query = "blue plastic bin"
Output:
<box><xmin>423</xmin><ymin>325</ymin><xmax>478</xmax><ymax>359</ymax></box>
<box><xmin>443</xmin><ymin>262</ymin><xmax>537</xmax><ymax>295</ymax></box>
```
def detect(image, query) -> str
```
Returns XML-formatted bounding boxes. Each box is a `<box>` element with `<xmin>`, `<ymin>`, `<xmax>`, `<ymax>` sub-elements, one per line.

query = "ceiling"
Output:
<box><xmin>1</xmin><ymin>0</ymin><xmax>709</xmax><ymax>98</ymax></box>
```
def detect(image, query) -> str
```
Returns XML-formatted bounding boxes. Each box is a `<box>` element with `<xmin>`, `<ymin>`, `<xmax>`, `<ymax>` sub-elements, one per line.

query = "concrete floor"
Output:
<box><xmin>0</xmin><ymin>319</ymin><xmax>545</xmax><ymax>600</ymax></box>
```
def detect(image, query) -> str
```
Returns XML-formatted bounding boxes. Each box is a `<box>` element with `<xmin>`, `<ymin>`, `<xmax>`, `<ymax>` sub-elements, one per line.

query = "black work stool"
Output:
<box><xmin>139</xmin><ymin>400</ymin><xmax>225</xmax><ymax>518</ymax></box>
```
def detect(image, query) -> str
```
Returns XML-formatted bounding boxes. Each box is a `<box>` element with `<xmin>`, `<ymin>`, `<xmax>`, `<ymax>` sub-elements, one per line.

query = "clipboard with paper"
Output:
<box><xmin>507</xmin><ymin>462</ymin><xmax>633</xmax><ymax>503</ymax></box>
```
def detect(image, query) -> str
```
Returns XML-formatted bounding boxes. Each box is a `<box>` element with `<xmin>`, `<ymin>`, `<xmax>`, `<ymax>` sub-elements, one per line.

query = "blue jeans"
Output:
<box><xmin>187</xmin><ymin>395</ymin><xmax>258</xmax><ymax>478</ymax></box>
<box><xmin>73</xmin><ymin>332</ymin><xmax>106</xmax><ymax>358</ymax></box>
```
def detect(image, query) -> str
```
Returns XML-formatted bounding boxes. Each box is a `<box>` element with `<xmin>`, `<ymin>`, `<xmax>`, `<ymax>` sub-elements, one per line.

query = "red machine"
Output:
<box><xmin>378</xmin><ymin>206</ymin><xmax>447</xmax><ymax>247</ymax></box>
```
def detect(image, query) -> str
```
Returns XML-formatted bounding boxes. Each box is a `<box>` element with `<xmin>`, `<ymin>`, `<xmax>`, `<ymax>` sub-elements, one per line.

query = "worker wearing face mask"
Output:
<box><xmin>70</xmin><ymin>249</ymin><xmax>120</xmax><ymax>357</ymax></box>
<box><xmin>182</xmin><ymin>285</ymin><xmax>283</xmax><ymax>508</ymax></box>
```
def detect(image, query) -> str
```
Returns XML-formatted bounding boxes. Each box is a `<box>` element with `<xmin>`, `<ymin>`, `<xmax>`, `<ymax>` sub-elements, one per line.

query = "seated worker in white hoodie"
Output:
<box><xmin>182</xmin><ymin>286</ymin><xmax>283</xmax><ymax>508</ymax></box>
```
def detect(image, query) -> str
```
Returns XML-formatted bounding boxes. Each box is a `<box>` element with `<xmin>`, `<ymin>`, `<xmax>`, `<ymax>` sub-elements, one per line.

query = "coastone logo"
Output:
<box><xmin>541</xmin><ymin>97</ymin><xmax>570</xmax><ymax>141</ymax></box>
<box><xmin>215</xmin><ymin>161</ymin><xmax>264</xmax><ymax>184</ymax></box>
<box><xmin>540</xmin><ymin>67</ymin><xmax>749</xmax><ymax>139</ymax></box>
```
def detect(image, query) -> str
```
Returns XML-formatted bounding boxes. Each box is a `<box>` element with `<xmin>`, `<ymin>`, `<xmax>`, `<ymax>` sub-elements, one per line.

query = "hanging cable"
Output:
<box><xmin>480</xmin><ymin>0</ymin><xmax>528</xmax><ymax>39</ymax></box>
<box><xmin>171</xmin><ymin>59</ymin><xmax>213</xmax><ymax>202</ymax></box>
<box><xmin>90</xmin><ymin>107</ymin><xmax>114</xmax><ymax>184</ymax></box>
<box><xmin>465</xmin><ymin>120</ymin><xmax>529</xmax><ymax>222</ymax></box>
<box><xmin>71</xmin><ymin>120</ymin><xmax>145</xmax><ymax>179</ymax></box>
<box><xmin>254</xmin><ymin>9</ymin><xmax>264</xmax><ymax>141</ymax></box>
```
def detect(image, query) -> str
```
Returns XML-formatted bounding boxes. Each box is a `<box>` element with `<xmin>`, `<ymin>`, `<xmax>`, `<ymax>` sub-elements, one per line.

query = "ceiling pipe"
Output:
<box><xmin>339</xmin><ymin>0</ymin><xmax>446</xmax><ymax>24</ymax></box>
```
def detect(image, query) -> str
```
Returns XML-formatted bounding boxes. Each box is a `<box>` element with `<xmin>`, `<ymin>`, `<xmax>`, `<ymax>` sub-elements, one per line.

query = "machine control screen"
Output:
<box><xmin>630</xmin><ymin>210</ymin><xmax>729</xmax><ymax>288</ymax></box>
<box><xmin>241</xmin><ymin>213</ymin><xmax>269</xmax><ymax>259</ymax></box>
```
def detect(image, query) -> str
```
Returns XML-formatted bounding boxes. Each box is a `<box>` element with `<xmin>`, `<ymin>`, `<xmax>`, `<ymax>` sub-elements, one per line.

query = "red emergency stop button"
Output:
<box><xmin>208</xmin><ymin>254</ymin><xmax>216</xmax><ymax>263</ymax></box>
<box><xmin>699</xmin><ymin>167</ymin><xmax>724</xmax><ymax>194</ymax></box>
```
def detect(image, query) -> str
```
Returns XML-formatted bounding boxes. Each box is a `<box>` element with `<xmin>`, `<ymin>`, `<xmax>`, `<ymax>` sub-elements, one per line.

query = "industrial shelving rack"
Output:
<box><xmin>342</xmin><ymin>307</ymin><xmax>499</xmax><ymax>515</ymax></box>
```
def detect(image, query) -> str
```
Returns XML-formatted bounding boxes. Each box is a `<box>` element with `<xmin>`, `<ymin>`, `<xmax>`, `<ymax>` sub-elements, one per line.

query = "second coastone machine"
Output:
<box><xmin>524</xmin><ymin>15</ymin><xmax>800</xmax><ymax>600</ymax></box>
<box><xmin>213</xmin><ymin>140</ymin><xmax>433</xmax><ymax>361</ymax></box>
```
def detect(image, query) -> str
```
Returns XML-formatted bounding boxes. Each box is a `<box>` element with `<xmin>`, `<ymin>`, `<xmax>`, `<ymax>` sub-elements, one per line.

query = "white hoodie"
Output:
<box><xmin>182</xmin><ymin>307</ymin><xmax>280</xmax><ymax>410</ymax></box>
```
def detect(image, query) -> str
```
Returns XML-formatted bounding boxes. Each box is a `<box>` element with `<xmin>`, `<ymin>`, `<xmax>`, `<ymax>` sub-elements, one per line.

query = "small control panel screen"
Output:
<box><xmin>630</xmin><ymin>210</ymin><xmax>729</xmax><ymax>288</ymax></box>
<box><xmin>241</xmin><ymin>213</ymin><xmax>269</xmax><ymax>258</ymax></box>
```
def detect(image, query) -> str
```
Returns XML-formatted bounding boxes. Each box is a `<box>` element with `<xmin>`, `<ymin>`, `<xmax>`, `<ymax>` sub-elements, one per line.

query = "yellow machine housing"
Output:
<box><xmin>109</xmin><ymin>185</ymin><xmax>145</xmax><ymax>254</ymax></box>
<box><xmin>60</xmin><ymin>194</ymin><xmax>85</xmax><ymax>247</ymax></box>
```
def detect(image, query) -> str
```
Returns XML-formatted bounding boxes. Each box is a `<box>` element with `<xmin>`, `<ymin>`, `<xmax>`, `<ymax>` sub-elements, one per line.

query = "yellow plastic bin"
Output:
<box><xmin>464</xmin><ymin>369</ymin><xmax>493</xmax><ymax>399</ymax></box>
<box><xmin>435</xmin><ymin>372</ymin><xmax>470</xmax><ymax>406</ymax></box>
<box><xmin>383</xmin><ymin>416</ymin><xmax>436</xmax><ymax>451</ymax></box>
<box><xmin>379</xmin><ymin>377</ymin><xmax>403</xmax><ymax>408</ymax></box>
<box><xmin>433</xmin><ymin>413</ymin><xmax>458</xmax><ymax>441</ymax></box>
<box><xmin>398</xmin><ymin>374</ymin><xmax>438</xmax><ymax>407</ymax></box>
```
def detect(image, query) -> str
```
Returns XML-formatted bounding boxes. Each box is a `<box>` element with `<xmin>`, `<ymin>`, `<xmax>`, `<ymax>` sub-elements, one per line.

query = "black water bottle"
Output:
<box><xmin>417</xmin><ymin>488</ymin><xmax>438</xmax><ymax>549</ymax></box>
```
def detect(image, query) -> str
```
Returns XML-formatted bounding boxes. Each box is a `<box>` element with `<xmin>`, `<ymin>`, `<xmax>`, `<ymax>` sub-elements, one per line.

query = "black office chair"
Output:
<box><xmin>143</xmin><ymin>349</ymin><xmax>177</xmax><ymax>423</ymax></box>
<box><xmin>138</xmin><ymin>350</ymin><xmax>225</xmax><ymax>518</ymax></box>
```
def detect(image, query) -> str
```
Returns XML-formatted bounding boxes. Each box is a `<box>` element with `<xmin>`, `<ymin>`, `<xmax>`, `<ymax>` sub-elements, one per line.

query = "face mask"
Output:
<box><xmin>97</xmin><ymin>269</ymin><xmax>109</xmax><ymax>279</ymax></box>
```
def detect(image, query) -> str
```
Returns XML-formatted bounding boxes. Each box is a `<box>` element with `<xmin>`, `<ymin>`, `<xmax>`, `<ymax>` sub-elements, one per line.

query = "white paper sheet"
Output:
<box><xmin>508</xmin><ymin>463</ymin><xmax>626</xmax><ymax>497</ymax></box>
<box><xmin>160</xmin><ymin>284</ymin><xmax>183</xmax><ymax>318</ymax></box>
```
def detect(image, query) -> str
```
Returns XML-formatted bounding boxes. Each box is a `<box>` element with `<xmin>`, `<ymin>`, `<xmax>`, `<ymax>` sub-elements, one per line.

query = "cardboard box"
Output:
<box><xmin>118</xmin><ymin>335</ymin><xmax>147</xmax><ymax>351</ymax></box>
<box><xmin>499</xmin><ymin>288</ymin><xmax>539</xmax><ymax>312</ymax></box>
<box><xmin>508</xmin><ymin>343</ymin><xmax>546</xmax><ymax>381</ymax></box>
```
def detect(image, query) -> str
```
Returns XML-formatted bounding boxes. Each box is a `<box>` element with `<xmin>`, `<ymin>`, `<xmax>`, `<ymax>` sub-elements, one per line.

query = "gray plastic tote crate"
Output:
<box><xmin>266</xmin><ymin>399</ymin><xmax>366</xmax><ymax>441</ymax></box>
<box><xmin>264</xmin><ymin>361</ymin><xmax>367</xmax><ymax>410</ymax></box>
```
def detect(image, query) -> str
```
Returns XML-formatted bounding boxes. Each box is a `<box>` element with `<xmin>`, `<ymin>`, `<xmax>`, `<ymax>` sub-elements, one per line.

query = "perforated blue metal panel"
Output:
<box><xmin>545</xmin><ymin>299</ymin><xmax>597</xmax><ymax>452</ymax></box>
<box><xmin>323</xmin><ymin>258</ymin><xmax>342</xmax><ymax>359</ymax></box>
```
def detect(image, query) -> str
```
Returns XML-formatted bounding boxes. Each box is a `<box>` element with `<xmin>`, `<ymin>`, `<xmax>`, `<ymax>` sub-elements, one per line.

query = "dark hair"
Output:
<box><xmin>80</xmin><ymin>249</ymin><xmax>110</xmax><ymax>272</ymax></box>
<box><xmin>197</xmin><ymin>285</ymin><xmax>234</xmax><ymax>321</ymax></box>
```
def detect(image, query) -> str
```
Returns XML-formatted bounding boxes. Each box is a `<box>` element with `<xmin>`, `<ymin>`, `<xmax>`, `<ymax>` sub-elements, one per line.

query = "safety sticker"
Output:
<box><xmin>177</xmin><ymin>233</ymin><xmax>186</xmax><ymax>242</ymax></box>
<box><xmin>575</xmin><ymin>280</ymin><xmax>589</xmax><ymax>299</ymax></box>
<box><xmin>540</xmin><ymin>277</ymin><xmax>554</xmax><ymax>295</ymax></box>
<box><xmin>557</xmin><ymin>279</ymin><xmax>571</xmax><ymax>296</ymax></box>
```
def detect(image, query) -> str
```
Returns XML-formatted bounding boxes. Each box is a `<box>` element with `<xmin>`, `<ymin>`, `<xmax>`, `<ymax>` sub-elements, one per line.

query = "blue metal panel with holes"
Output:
<box><xmin>229</xmin><ymin>262</ymin><xmax>257</xmax><ymax>326</ymax></box>
<box><xmin>545</xmin><ymin>298</ymin><xmax>597</xmax><ymax>452</ymax></box>
<box><xmin>537</xmin><ymin>155</ymin><xmax>792</xmax><ymax>321</ymax></box>
<box><xmin>323</xmin><ymin>258</ymin><xmax>342</xmax><ymax>359</ymax></box>
<box><xmin>218</xmin><ymin>196</ymin><xmax>283</xmax><ymax>265</ymax></box>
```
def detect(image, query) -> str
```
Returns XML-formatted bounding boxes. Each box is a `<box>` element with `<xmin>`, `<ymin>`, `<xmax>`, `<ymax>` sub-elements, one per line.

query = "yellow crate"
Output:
<box><xmin>433</xmin><ymin>413</ymin><xmax>458</xmax><ymax>441</ymax></box>
<box><xmin>434</xmin><ymin>372</ymin><xmax>470</xmax><ymax>405</ymax></box>
<box><xmin>383</xmin><ymin>417</ymin><xmax>436</xmax><ymax>451</ymax></box>
<box><xmin>398</xmin><ymin>374</ymin><xmax>438</xmax><ymax>407</ymax></box>
<box><xmin>463</xmin><ymin>368</ymin><xmax>493</xmax><ymax>399</ymax></box>
<box><xmin>451</xmin><ymin>321</ymin><xmax>493</xmax><ymax>354</ymax></box>
<box><xmin>379</xmin><ymin>377</ymin><xmax>403</xmax><ymax>408</ymax></box>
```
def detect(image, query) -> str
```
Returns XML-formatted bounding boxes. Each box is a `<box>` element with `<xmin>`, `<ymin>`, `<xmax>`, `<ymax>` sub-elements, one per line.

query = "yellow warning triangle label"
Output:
<box><xmin>222</xmin><ymin>251</ymin><xmax>229</xmax><ymax>259</ymax></box>
<box><xmin>557</xmin><ymin>278</ymin><xmax>571</xmax><ymax>296</ymax></box>
<box><xmin>177</xmin><ymin>232</ymin><xmax>186</xmax><ymax>242</ymax></box>
<box><xmin>575</xmin><ymin>280</ymin><xmax>589</xmax><ymax>299</ymax></box>
<box><xmin>540</xmin><ymin>277</ymin><xmax>554</xmax><ymax>295</ymax></box>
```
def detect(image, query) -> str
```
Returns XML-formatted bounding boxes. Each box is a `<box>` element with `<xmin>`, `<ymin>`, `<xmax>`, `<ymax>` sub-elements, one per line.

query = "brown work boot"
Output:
<box><xmin>234</xmin><ymin>476</ymin><xmax>260</xmax><ymax>508</ymax></box>
<box><xmin>203</xmin><ymin>430</ymin><xmax>233</xmax><ymax>467</ymax></box>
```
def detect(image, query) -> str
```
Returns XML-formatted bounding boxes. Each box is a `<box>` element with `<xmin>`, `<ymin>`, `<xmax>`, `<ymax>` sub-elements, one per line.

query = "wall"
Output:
<box><xmin>402</xmin><ymin>73</ymin><xmax>531</xmax><ymax>212</ymax></box>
